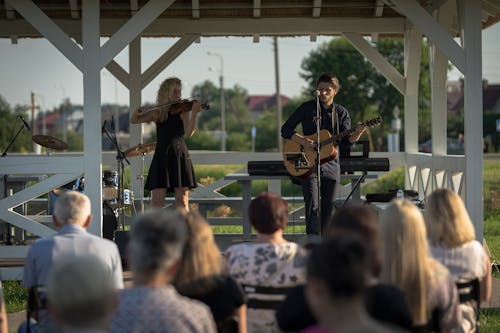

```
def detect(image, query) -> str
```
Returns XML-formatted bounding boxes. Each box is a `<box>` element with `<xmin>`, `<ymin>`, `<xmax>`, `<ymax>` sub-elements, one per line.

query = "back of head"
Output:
<box><xmin>379</xmin><ymin>200</ymin><xmax>429</xmax><ymax>323</ymax></box>
<box><xmin>53</xmin><ymin>190</ymin><xmax>91</xmax><ymax>226</ymax></box>
<box><xmin>249</xmin><ymin>192</ymin><xmax>288</xmax><ymax>234</ymax></box>
<box><xmin>129</xmin><ymin>209</ymin><xmax>187</xmax><ymax>276</ymax></box>
<box><xmin>174</xmin><ymin>211</ymin><xmax>222</xmax><ymax>287</ymax></box>
<box><xmin>425</xmin><ymin>188</ymin><xmax>475</xmax><ymax>247</ymax></box>
<box><xmin>307</xmin><ymin>235</ymin><xmax>369</xmax><ymax>300</ymax></box>
<box><xmin>325</xmin><ymin>204</ymin><xmax>381</xmax><ymax>277</ymax></box>
<box><xmin>46</xmin><ymin>255</ymin><xmax>116</xmax><ymax>329</ymax></box>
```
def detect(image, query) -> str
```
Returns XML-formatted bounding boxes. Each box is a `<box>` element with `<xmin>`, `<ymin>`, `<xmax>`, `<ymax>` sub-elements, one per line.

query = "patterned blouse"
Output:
<box><xmin>109</xmin><ymin>285</ymin><xmax>216</xmax><ymax>333</ymax></box>
<box><xmin>225</xmin><ymin>242</ymin><xmax>308</xmax><ymax>333</ymax></box>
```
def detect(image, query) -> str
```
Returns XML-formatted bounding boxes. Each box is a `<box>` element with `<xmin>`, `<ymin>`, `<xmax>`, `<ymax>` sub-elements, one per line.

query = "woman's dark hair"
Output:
<box><xmin>324</xmin><ymin>204</ymin><xmax>382</xmax><ymax>277</ymax></box>
<box><xmin>307</xmin><ymin>235</ymin><xmax>369</xmax><ymax>299</ymax></box>
<box><xmin>248</xmin><ymin>192</ymin><xmax>288</xmax><ymax>234</ymax></box>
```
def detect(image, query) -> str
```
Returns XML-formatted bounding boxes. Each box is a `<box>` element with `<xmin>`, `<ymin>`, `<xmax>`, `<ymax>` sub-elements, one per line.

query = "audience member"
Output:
<box><xmin>22</xmin><ymin>191</ymin><xmax>123</xmax><ymax>333</ymax></box>
<box><xmin>225</xmin><ymin>192</ymin><xmax>307</xmax><ymax>333</ymax></box>
<box><xmin>276</xmin><ymin>204</ymin><xmax>412</xmax><ymax>331</ymax></box>
<box><xmin>0</xmin><ymin>282</ymin><xmax>7</xmax><ymax>333</ymax></box>
<box><xmin>302</xmin><ymin>236</ymin><xmax>396</xmax><ymax>333</ymax></box>
<box><xmin>425</xmin><ymin>188</ymin><xmax>492</xmax><ymax>332</ymax></box>
<box><xmin>173</xmin><ymin>211</ymin><xmax>247</xmax><ymax>333</ymax></box>
<box><xmin>109</xmin><ymin>209</ymin><xmax>216</xmax><ymax>333</ymax></box>
<box><xmin>46</xmin><ymin>255</ymin><xmax>117</xmax><ymax>333</ymax></box>
<box><xmin>379</xmin><ymin>199</ymin><xmax>460</xmax><ymax>332</ymax></box>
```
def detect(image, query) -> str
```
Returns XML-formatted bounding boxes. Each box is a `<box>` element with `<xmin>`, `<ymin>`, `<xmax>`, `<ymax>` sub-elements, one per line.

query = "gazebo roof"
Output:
<box><xmin>1</xmin><ymin>0</ymin><xmax>499</xmax><ymax>39</ymax></box>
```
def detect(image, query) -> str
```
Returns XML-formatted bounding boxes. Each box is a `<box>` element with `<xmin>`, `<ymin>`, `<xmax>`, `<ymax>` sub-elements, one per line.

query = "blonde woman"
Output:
<box><xmin>425</xmin><ymin>188</ymin><xmax>492</xmax><ymax>332</ymax></box>
<box><xmin>379</xmin><ymin>200</ymin><xmax>460</xmax><ymax>332</ymax></box>
<box><xmin>131</xmin><ymin>77</ymin><xmax>201</xmax><ymax>210</ymax></box>
<box><xmin>174</xmin><ymin>211</ymin><xmax>247</xmax><ymax>333</ymax></box>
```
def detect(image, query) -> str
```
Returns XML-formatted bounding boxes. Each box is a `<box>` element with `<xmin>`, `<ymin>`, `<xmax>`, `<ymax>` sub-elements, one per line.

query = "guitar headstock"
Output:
<box><xmin>364</xmin><ymin>116</ymin><xmax>382</xmax><ymax>128</ymax></box>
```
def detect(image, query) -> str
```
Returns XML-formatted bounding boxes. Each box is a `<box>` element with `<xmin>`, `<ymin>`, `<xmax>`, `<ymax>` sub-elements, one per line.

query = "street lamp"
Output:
<box><xmin>207</xmin><ymin>51</ymin><xmax>226</xmax><ymax>151</ymax></box>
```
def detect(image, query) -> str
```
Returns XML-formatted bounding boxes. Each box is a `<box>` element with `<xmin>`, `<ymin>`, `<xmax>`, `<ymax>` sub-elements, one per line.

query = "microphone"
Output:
<box><xmin>314</xmin><ymin>90</ymin><xmax>320</xmax><ymax>97</ymax></box>
<box><xmin>20</xmin><ymin>116</ymin><xmax>31</xmax><ymax>131</ymax></box>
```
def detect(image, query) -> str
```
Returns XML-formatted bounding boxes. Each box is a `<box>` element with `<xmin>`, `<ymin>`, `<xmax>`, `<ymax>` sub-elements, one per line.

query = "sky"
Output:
<box><xmin>0</xmin><ymin>22</ymin><xmax>499</xmax><ymax>111</ymax></box>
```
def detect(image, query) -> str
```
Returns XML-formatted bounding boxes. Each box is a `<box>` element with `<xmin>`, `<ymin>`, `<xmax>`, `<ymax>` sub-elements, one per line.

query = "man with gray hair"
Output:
<box><xmin>22</xmin><ymin>190</ymin><xmax>123</xmax><ymax>332</ymax></box>
<box><xmin>46</xmin><ymin>255</ymin><xmax>117</xmax><ymax>333</ymax></box>
<box><xmin>110</xmin><ymin>209</ymin><xmax>216</xmax><ymax>333</ymax></box>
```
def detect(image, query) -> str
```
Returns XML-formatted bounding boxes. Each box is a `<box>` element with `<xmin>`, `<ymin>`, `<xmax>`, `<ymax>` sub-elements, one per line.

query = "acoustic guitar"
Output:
<box><xmin>282</xmin><ymin>116</ymin><xmax>382</xmax><ymax>177</ymax></box>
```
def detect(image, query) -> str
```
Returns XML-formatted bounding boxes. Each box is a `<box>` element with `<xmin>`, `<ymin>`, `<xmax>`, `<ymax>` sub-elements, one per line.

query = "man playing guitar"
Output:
<box><xmin>281</xmin><ymin>72</ymin><xmax>366</xmax><ymax>235</ymax></box>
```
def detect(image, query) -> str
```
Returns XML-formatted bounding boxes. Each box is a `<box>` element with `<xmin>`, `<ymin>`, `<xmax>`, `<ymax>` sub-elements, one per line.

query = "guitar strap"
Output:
<box><xmin>331</xmin><ymin>104</ymin><xmax>340</xmax><ymax>163</ymax></box>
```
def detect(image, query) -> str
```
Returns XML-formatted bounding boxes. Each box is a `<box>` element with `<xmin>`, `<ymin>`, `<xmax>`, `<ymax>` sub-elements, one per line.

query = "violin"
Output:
<box><xmin>138</xmin><ymin>99</ymin><xmax>210</xmax><ymax>115</ymax></box>
<box><xmin>167</xmin><ymin>99</ymin><xmax>210</xmax><ymax>114</ymax></box>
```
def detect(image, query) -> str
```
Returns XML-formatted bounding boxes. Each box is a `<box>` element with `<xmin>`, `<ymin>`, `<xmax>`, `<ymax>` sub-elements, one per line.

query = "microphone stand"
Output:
<box><xmin>103</xmin><ymin>120</ymin><xmax>130</xmax><ymax>230</ymax></box>
<box><xmin>1</xmin><ymin>117</ymin><xmax>28</xmax><ymax>245</ymax></box>
<box><xmin>314</xmin><ymin>92</ymin><xmax>322</xmax><ymax>236</ymax></box>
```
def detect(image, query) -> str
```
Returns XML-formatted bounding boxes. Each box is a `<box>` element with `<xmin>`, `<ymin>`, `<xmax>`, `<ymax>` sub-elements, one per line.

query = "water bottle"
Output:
<box><xmin>396</xmin><ymin>189</ymin><xmax>404</xmax><ymax>200</ymax></box>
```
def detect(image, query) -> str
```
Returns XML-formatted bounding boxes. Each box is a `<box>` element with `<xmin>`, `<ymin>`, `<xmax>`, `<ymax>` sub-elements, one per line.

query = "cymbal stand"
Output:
<box><xmin>103</xmin><ymin>119</ymin><xmax>130</xmax><ymax>230</ymax></box>
<box><xmin>138</xmin><ymin>152</ymin><xmax>146</xmax><ymax>213</ymax></box>
<box><xmin>1</xmin><ymin>117</ymin><xmax>29</xmax><ymax>245</ymax></box>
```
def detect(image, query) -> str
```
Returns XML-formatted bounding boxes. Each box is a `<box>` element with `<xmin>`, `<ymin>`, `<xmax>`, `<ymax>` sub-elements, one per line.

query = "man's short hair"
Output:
<box><xmin>53</xmin><ymin>191</ymin><xmax>91</xmax><ymax>225</ymax></box>
<box><xmin>46</xmin><ymin>255</ymin><xmax>116</xmax><ymax>329</ymax></box>
<box><xmin>128</xmin><ymin>209</ymin><xmax>188</xmax><ymax>275</ymax></box>
<box><xmin>316</xmin><ymin>72</ymin><xmax>341</xmax><ymax>91</ymax></box>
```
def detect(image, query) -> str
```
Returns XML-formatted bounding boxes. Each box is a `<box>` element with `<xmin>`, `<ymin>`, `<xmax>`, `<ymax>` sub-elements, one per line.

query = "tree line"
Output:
<box><xmin>2</xmin><ymin>37</ymin><xmax>494</xmax><ymax>154</ymax></box>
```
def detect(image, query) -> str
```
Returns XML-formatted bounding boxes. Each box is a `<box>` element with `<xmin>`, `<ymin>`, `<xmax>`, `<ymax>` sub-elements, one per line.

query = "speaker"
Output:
<box><xmin>114</xmin><ymin>230</ymin><xmax>130</xmax><ymax>270</ymax></box>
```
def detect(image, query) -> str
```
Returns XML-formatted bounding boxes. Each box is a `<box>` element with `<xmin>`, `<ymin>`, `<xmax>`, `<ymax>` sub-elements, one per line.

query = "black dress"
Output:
<box><xmin>145</xmin><ymin>113</ymin><xmax>197</xmax><ymax>192</ymax></box>
<box><xmin>177</xmin><ymin>275</ymin><xmax>248</xmax><ymax>333</ymax></box>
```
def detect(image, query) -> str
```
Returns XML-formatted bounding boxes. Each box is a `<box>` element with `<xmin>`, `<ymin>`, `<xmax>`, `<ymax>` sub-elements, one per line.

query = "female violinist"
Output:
<box><xmin>131</xmin><ymin>77</ymin><xmax>201</xmax><ymax>210</ymax></box>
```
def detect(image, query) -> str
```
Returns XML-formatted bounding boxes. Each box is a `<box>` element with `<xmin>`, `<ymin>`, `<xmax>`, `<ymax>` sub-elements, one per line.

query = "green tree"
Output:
<box><xmin>0</xmin><ymin>95</ymin><xmax>32</xmax><ymax>154</ymax></box>
<box><xmin>190</xmin><ymin>81</ymin><xmax>253</xmax><ymax>151</ymax></box>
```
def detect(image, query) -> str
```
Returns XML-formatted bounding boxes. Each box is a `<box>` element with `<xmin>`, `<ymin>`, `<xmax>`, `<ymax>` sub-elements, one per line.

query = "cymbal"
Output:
<box><xmin>124</xmin><ymin>142</ymin><xmax>156</xmax><ymax>157</ymax></box>
<box><xmin>32</xmin><ymin>135</ymin><xmax>68</xmax><ymax>150</ymax></box>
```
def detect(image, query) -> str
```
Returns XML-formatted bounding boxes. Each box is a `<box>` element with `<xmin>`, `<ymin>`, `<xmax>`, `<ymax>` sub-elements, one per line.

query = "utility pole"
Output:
<box><xmin>273</xmin><ymin>37</ymin><xmax>283</xmax><ymax>152</ymax></box>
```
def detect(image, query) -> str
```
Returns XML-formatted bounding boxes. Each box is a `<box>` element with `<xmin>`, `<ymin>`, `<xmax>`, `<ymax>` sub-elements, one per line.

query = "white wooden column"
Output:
<box><xmin>82</xmin><ymin>0</ymin><xmax>102</xmax><ymax>235</ymax></box>
<box><xmin>403</xmin><ymin>25</ymin><xmax>421</xmax><ymax>192</ymax></box>
<box><xmin>129</xmin><ymin>38</ymin><xmax>143</xmax><ymax>211</ymax></box>
<box><xmin>462</xmin><ymin>0</ymin><xmax>483</xmax><ymax>239</ymax></box>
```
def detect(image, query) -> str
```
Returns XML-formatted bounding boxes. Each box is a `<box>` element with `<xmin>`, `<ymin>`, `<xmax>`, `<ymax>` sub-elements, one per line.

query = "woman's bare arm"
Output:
<box><xmin>130</xmin><ymin>106</ymin><xmax>159</xmax><ymax>124</ymax></box>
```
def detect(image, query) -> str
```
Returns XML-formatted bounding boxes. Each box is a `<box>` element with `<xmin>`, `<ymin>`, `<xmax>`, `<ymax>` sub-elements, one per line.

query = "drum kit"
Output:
<box><xmin>33</xmin><ymin>134</ymin><xmax>156</xmax><ymax>239</ymax></box>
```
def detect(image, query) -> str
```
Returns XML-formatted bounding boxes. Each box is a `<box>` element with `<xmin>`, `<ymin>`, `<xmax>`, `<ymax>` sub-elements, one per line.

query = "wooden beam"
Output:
<box><xmin>130</xmin><ymin>0</ymin><xmax>138</xmax><ymax>15</ymax></box>
<box><xmin>371</xmin><ymin>0</ymin><xmax>384</xmax><ymax>42</ymax></box>
<box><xmin>141</xmin><ymin>34</ymin><xmax>199</xmax><ymax>88</ymax></box>
<box><xmin>392</xmin><ymin>0</ymin><xmax>465</xmax><ymax>73</ymax></box>
<box><xmin>192</xmin><ymin>0</ymin><xmax>200</xmax><ymax>19</ymax></box>
<box><xmin>69</xmin><ymin>0</ymin><xmax>79</xmax><ymax>19</ymax></box>
<box><xmin>100</xmin><ymin>0</ymin><xmax>175</xmax><ymax>69</ymax></box>
<box><xmin>0</xmin><ymin>17</ymin><xmax>406</xmax><ymax>37</ymax></box>
<box><xmin>5</xmin><ymin>0</ymin><xmax>83</xmax><ymax>71</ymax></box>
<box><xmin>312</xmin><ymin>0</ymin><xmax>321</xmax><ymax>17</ymax></box>
<box><xmin>343</xmin><ymin>32</ymin><xmax>405</xmax><ymax>94</ymax></box>
<box><xmin>253</xmin><ymin>0</ymin><xmax>261</xmax><ymax>18</ymax></box>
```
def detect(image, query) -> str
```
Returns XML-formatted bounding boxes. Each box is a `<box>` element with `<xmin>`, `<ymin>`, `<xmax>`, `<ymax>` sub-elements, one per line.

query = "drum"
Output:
<box><xmin>102</xmin><ymin>170</ymin><xmax>119</xmax><ymax>201</ymax></box>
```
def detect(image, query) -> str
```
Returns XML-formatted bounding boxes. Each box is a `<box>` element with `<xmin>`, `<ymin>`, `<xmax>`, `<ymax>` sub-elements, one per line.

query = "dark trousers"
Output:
<box><xmin>300</xmin><ymin>161</ymin><xmax>339</xmax><ymax>235</ymax></box>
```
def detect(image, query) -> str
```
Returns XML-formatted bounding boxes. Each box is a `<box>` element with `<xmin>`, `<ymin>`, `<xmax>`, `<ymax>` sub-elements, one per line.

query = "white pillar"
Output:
<box><xmin>462</xmin><ymin>1</ymin><xmax>483</xmax><ymax>239</ymax></box>
<box><xmin>82</xmin><ymin>0</ymin><xmax>102</xmax><ymax>236</ymax></box>
<box><xmin>403</xmin><ymin>25</ymin><xmax>421</xmax><ymax>191</ymax></box>
<box><xmin>129</xmin><ymin>38</ymin><xmax>143</xmax><ymax>212</ymax></box>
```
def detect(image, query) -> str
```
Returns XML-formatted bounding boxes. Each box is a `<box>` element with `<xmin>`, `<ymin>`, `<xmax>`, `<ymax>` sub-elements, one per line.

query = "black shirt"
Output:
<box><xmin>281</xmin><ymin>100</ymin><xmax>351</xmax><ymax>140</ymax></box>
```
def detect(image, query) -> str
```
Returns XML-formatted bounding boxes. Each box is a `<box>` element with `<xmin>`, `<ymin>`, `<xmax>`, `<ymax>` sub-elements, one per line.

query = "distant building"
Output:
<box><xmin>448</xmin><ymin>79</ymin><xmax>500</xmax><ymax>114</ymax></box>
<box><xmin>246</xmin><ymin>94</ymin><xmax>291</xmax><ymax>118</ymax></box>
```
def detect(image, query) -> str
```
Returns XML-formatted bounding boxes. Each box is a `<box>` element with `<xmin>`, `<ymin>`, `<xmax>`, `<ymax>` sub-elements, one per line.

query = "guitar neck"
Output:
<box><xmin>320</xmin><ymin>128</ymin><xmax>356</xmax><ymax>146</ymax></box>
